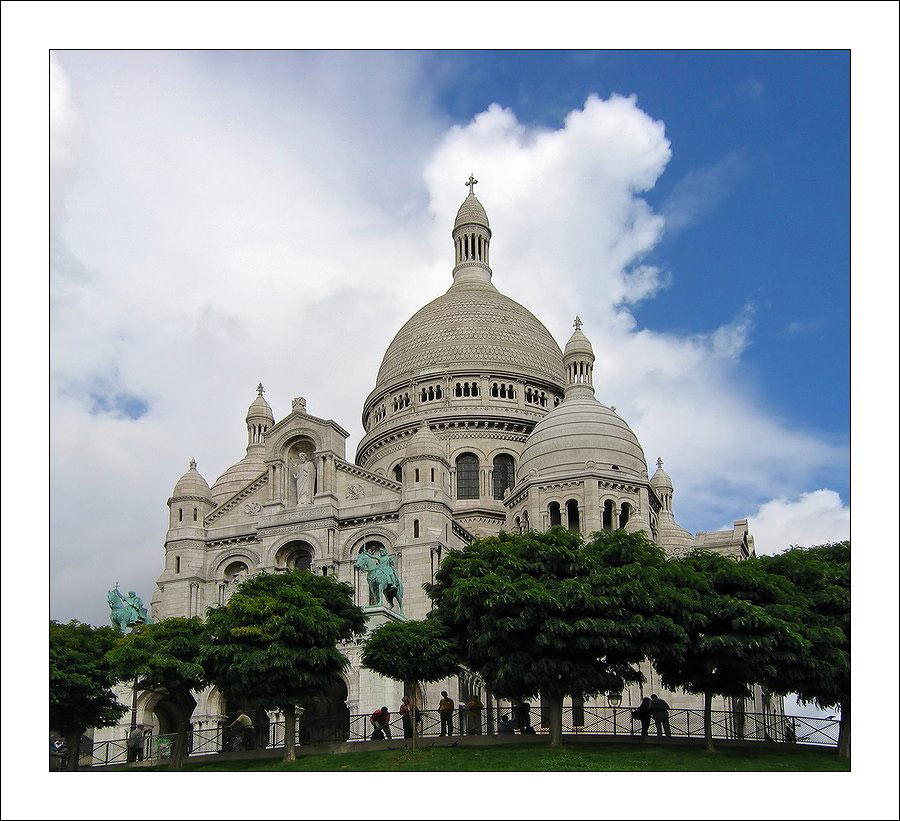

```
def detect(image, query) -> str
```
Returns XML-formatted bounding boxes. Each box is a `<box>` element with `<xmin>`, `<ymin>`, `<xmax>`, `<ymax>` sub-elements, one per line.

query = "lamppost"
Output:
<box><xmin>607</xmin><ymin>692</ymin><xmax>622</xmax><ymax>736</ymax></box>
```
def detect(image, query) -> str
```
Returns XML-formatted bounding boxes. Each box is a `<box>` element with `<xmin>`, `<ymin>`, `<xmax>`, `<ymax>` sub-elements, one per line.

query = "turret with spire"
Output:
<box><xmin>452</xmin><ymin>173</ymin><xmax>493</xmax><ymax>286</ymax></box>
<box><xmin>563</xmin><ymin>316</ymin><xmax>596</xmax><ymax>399</ymax></box>
<box><xmin>246</xmin><ymin>382</ymin><xmax>274</xmax><ymax>450</ymax></box>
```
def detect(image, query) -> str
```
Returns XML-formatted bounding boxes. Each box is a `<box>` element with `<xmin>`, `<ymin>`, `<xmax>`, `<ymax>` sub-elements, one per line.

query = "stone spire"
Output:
<box><xmin>451</xmin><ymin>174</ymin><xmax>492</xmax><ymax>286</ymax></box>
<box><xmin>563</xmin><ymin>316</ymin><xmax>596</xmax><ymax>399</ymax></box>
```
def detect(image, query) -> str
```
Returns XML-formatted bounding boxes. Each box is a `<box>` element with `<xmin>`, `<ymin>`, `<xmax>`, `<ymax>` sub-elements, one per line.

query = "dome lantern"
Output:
<box><xmin>246</xmin><ymin>382</ymin><xmax>274</xmax><ymax>449</ymax></box>
<box><xmin>451</xmin><ymin>174</ymin><xmax>493</xmax><ymax>286</ymax></box>
<box><xmin>563</xmin><ymin>316</ymin><xmax>596</xmax><ymax>399</ymax></box>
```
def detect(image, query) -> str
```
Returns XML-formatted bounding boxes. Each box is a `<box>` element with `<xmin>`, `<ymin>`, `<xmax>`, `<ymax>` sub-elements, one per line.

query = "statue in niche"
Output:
<box><xmin>293</xmin><ymin>452</ymin><xmax>316</xmax><ymax>506</ymax></box>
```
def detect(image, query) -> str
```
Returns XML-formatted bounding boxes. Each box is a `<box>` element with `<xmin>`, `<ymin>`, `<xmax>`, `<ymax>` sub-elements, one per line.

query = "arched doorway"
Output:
<box><xmin>275</xmin><ymin>540</ymin><xmax>314</xmax><ymax>572</ymax></box>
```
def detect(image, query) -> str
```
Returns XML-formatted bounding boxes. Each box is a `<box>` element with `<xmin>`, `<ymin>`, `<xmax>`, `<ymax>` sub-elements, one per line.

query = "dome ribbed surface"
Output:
<box><xmin>172</xmin><ymin>464</ymin><xmax>213</xmax><ymax>501</ymax></box>
<box><xmin>246</xmin><ymin>394</ymin><xmax>274</xmax><ymax>421</ymax></box>
<box><xmin>657</xmin><ymin>515</ymin><xmax>695</xmax><ymax>554</ymax></box>
<box><xmin>454</xmin><ymin>194</ymin><xmax>490</xmax><ymax>231</ymax></box>
<box><xmin>564</xmin><ymin>328</ymin><xmax>594</xmax><ymax>358</ymax></box>
<box><xmin>405</xmin><ymin>424</ymin><xmax>444</xmax><ymax>459</ymax></box>
<box><xmin>375</xmin><ymin>283</ymin><xmax>565</xmax><ymax>390</ymax></box>
<box><xmin>650</xmin><ymin>461</ymin><xmax>674</xmax><ymax>491</ymax></box>
<box><xmin>518</xmin><ymin>398</ymin><xmax>648</xmax><ymax>479</ymax></box>
<box><xmin>211</xmin><ymin>453</ymin><xmax>266</xmax><ymax>504</ymax></box>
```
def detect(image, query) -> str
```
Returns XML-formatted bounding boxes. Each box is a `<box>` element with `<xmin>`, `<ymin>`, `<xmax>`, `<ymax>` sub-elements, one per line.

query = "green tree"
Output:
<box><xmin>106</xmin><ymin>617</ymin><xmax>209</xmax><ymax>769</ymax></box>
<box><xmin>50</xmin><ymin>620</ymin><xmax>128</xmax><ymax>770</ymax></box>
<box><xmin>425</xmin><ymin>528</ymin><xmax>689</xmax><ymax>746</ymax></box>
<box><xmin>202</xmin><ymin>571</ymin><xmax>367</xmax><ymax>761</ymax></box>
<box><xmin>652</xmin><ymin>550</ymin><xmax>807</xmax><ymax>752</ymax></box>
<box><xmin>361</xmin><ymin>616</ymin><xmax>461</xmax><ymax>749</ymax></box>
<box><xmin>756</xmin><ymin>542</ymin><xmax>850</xmax><ymax>758</ymax></box>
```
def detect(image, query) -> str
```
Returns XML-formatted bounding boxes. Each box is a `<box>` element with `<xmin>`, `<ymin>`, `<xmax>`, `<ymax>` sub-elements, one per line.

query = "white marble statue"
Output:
<box><xmin>293</xmin><ymin>453</ymin><xmax>316</xmax><ymax>505</ymax></box>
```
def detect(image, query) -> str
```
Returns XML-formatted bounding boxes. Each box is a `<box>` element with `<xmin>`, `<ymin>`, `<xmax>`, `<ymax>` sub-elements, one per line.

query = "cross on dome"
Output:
<box><xmin>465</xmin><ymin>173</ymin><xmax>478</xmax><ymax>195</ymax></box>
<box><xmin>574</xmin><ymin>315</ymin><xmax>583</xmax><ymax>331</ymax></box>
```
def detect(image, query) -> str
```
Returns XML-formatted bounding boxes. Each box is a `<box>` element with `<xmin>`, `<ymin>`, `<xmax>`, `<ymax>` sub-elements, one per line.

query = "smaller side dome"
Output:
<box><xmin>172</xmin><ymin>458</ymin><xmax>213</xmax><ymax>501</ymax></box>
<box><xmin>650</xmin><ymin>457</ymin><xmax>674</xmax><ymax>492</ymax></box>
<box><xmin>247</xmin><ymin>383</ymin><xmax>274</xmax><ymax>423</ymax></box>
<box><xmin>405</xmin><ymin>423</ymin><xmax>444</xmax><ymax>460</ymax></box>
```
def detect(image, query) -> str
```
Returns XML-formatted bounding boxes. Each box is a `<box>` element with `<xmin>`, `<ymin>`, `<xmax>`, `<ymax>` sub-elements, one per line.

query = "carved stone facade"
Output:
<box><xmin>96</xmin><ymin>184</ymin><xmax>779</xmax><ymax>747</ymax></box>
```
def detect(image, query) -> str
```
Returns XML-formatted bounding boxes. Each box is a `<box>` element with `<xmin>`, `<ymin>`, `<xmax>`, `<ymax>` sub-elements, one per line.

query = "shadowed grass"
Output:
<box><xmin>133</xmin><ymin>742</ymin><xmax>849</xmax><ymax>772</ymax></box>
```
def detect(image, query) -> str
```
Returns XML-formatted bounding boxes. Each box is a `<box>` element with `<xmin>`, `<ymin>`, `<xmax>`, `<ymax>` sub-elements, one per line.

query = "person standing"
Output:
<box><xmin>438</xmin><ymin>691</ymin><xmax>455</xmax><ymax>736</ymax></box>
<box><xmin>649</xmin><ymin>694</ymin><xmax>672</xmax><ymax>737</ymax></box>
<box><xmin>127</xmin><ymin>724</ymin><xmax>146</xmax><ymax>763</ymax></box>
<box><xmin>632</xmin><ymin>697</ymin><xmax>652</xmax><ymax>737</ymax></box>
<box><xmin>466</xmin><ymin>695</ymin><xmax>485</xmax><ymax>735</ymax></box>
<box><xmin>399</xmin><ymin>697</ymin><xmax>413</xmax><ymax>739</ymax></box>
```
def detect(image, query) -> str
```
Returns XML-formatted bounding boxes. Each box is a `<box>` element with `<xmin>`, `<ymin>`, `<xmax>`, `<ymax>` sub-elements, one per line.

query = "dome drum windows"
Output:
<box><xmin>419</xmin><ymin>383</ymin><xmax>443</xmax><ymax>403</ymax></box>
<box><xmin>373</xmin><ymin>405</ymin><xmax>387</xmax><ymax>424</ymax></box>
<box><xmin>490</xmin><ymin>382</ymin><xmax>516</xmax><ymax>400</ymax></box>
<box><xmin>565</xmin><ymin>499</ymin><xmax>581</xmax><ymax>533</ymax></box>
<box><xmin>524</xmin><ymin>387</ymin><xmax>548</xmax><ymax>407</ymax></box>
<box><xmin>548</xmin><ymin>501</ymin><xmax>562</xmax><ymax>528</ymax></box>
<box><xmin>453</xmin><ymin>381</ymin><xmax>480</xmax><ymax>398</ymax></box>
<box><xmin>392</xmin><ymin>392</ymin><xmax>411</xmax><ymax>413</ymax></box>
<box><xmin>456</xmin><ymin>453</ymin><xmax>480</xmax><ymax>500</ymax></box>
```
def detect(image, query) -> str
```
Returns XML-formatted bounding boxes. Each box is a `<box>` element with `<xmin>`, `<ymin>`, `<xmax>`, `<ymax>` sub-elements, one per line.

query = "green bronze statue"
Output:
<box><xmin>108</xmin><ymin>584</ymin><xmax>151</xmax><ymax>633</ymax></box>
<box><xmin>355</xmin><ymin>545</ymin><xmax>404</xmax><ymax>615</ymax></box>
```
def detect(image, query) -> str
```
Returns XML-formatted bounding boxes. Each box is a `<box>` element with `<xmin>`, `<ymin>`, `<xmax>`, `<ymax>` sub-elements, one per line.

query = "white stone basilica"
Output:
<box><xmin>98</xmin><ymin>181</ymin><xmax>782</xmax><ymax>746</ymax></box>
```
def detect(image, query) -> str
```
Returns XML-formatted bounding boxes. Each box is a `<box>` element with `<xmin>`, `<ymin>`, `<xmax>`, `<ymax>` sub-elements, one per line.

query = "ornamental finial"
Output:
<box><xmin>257</xmin><ymin>382</ymin><xmax>264</xmax><ymax>396</ymax></box>
<box><xmin>465</xmin><ymin>173</ymin><xmax>478</xmax><ymax>195</ymax></box>
<box><xmin>657</xmin><ymin>457</ymin><xmax>664</xmax><ymax>469</ymax></box>
<box><xmin>574</xmin><ymin>315</ymin><xmax>583</xmax><ymax>331</ymax></box>
<box><xmin>189</xmin><ymin>458</ymin><xmax>197</xmax><ymax>471</ymax></box>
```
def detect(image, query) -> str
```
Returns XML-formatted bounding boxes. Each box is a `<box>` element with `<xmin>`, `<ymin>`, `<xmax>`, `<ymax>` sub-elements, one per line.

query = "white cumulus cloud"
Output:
<box><xmin>745</xmin><ymin>489</ymin><xmax>851</xmax><ymax>555</ymax></box>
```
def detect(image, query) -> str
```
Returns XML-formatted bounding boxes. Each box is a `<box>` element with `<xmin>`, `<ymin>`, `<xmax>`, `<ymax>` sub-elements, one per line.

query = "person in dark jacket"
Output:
<box><xmin>649</xmin><ymin>694</ymin><xmax>671</xmax><ymax>737</ymax></box>
<box><xmin>632</xmin><ymin>697</ymin><xmax>652</xmax><ymax>737</ymax></box>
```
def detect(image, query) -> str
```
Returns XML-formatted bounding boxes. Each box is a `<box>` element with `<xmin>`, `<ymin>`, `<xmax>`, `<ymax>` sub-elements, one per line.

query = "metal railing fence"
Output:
<box><xmin>87</xmin><ymin>707</ymin><xmax>839</xmax><ymax>766</ymax></box>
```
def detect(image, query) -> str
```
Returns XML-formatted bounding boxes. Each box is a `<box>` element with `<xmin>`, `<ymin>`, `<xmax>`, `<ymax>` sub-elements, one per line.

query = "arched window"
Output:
<box><xmin>602</xmin><ymin>500</ymin><xmax>614</xmax><ymax>531</ymax></box>
<box><xmin>456</xmin><ymin>453</ymin><xmax>480</xmax><ymax>500</ymax></box>
<box><xmin>393</xmin><ymin>464</ymin><xmax>402</xmax><ymax>483</ymax></box>
<box><xmin>431</xmin><ymin>468</ymin><xmax>435</xmax><ymax>483</ymax></box>
<box><xmin>492</xmin><ymin>454</ymin><xmax>515</xmax><ymax>500</ymax></box>
<box><xmin>192</xmin><ymin>507</ymin><xmax>197</xmax><ymax>522</ymax></box>
<box><xmin>175</xmin><ymin>556</ymin><xmax>181</xmax><ymax>574</ymax></box>
<box><xmin>619</xmin><ymin>502</ymin><xmax>631</xmax><ymax>529</ymax></box>
<box><xmin>514</xmin><ymin>516</ymin><xmax>521</xmax><ymax>533</ymax></box>
<box><xmin>566</xmin><ymin>499</ymin><xmax>580</xmax><ymax>533</ymax></box>
<box><xmin>549</xmin><ymin>502</ymin><xmax>561</xmax><ymax>527</ymax></box>
<box><xmin>413</xmin><ymin>520</ymin><xmax>420</xmax><ymax>539</ymax></box>
<box><xmin>415</xmin><ymin>468</ymin><xmax>420</xmax><ymax>483</ymax></box>
<box><xmin>522</xmin><ymin>511</ymin><xmax>529</xmax><ymax>531</ymax></box>
<box><xmin>178</xmin><ymin>508</ymin><xmax>183</xmax><ymax>522</ymax></box>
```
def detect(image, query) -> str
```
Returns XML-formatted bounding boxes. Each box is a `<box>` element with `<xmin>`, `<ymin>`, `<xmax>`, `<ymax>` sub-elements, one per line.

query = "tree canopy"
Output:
<box><xmin>106</xmin><ymin>617</ymin><xmax>209</xmax><ymax>768</ymax></box>
<box><xmin>50</xmin><ymin>620</ymin><xmax>128</xmax><ymax>770</ymax></box>
<box><xmin>425</xmin><ymin>527</ymin><xmax>690</xmax><ymax>745</ymax></box>
<box><xmin>652</xmin><ymin>550</ymin><xmax>808</xmax><ymax>750</ymax></box>
<box><xmin>756</xmin><ymin>541</ymin><xmax>850</xmax><ymax>757</ymax></box>
<box><xmin>202</xmin><ymin>570</ymin><xmax>367</xmax><ymax>760</ymax></box>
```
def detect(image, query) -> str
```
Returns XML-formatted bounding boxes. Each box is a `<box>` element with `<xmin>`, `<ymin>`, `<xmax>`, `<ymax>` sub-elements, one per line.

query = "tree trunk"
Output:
<box><xmin>703</xmin><ymin>691</ymin><xmax>715</xmax><ymax>753</ymax></box>
<box><xmin>283</xmin><ymin>704</ymin><xmax>297</xmax><ymax>762</ymax></box>
<box><xmin>837</xmin><ymin>700</ymin><xmax>850</xmax><ymax>760</ymax></box>
<box><xmin>546</xmin><ymin>693</ymin><xmax>564</xmax><ymax>747</ymax></box>
<box><xmin>65</xmin><ymin>730</ymin><xmax>82</xmax><ymax>771</ymax></box>
<box><xmin>168</xmin><ymin>693</ymin><xmax>197</xmax><ymax>769</ymax></box>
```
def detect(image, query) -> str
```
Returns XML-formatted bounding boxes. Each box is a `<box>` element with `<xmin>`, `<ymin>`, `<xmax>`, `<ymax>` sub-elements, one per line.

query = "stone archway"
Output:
<box><xmin>275</xmin><ymin>540</ymin><xmax>314</xmax><ymax>571</ymax></box>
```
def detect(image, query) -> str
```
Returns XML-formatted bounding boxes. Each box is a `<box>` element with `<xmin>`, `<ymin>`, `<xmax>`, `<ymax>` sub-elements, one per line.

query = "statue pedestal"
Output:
<box><xmin>357</xmin><ymin>606</ymin><xmax>406</xmax><ymax>717</ymax></box>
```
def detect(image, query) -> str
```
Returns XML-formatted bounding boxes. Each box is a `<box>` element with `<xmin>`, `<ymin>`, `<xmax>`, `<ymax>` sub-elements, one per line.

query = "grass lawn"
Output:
<box><xmin>139</xmin><ymin>742</ymin><xmax>849</xmax><ymax>772</ymax></box>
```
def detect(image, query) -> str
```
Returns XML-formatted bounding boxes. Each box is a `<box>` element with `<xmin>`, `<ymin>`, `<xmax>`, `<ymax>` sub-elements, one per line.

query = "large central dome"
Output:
<box><xmin>374</xmin><ymin>279</ymin><xmax>565</xmax><ymax>391</ymax></box>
